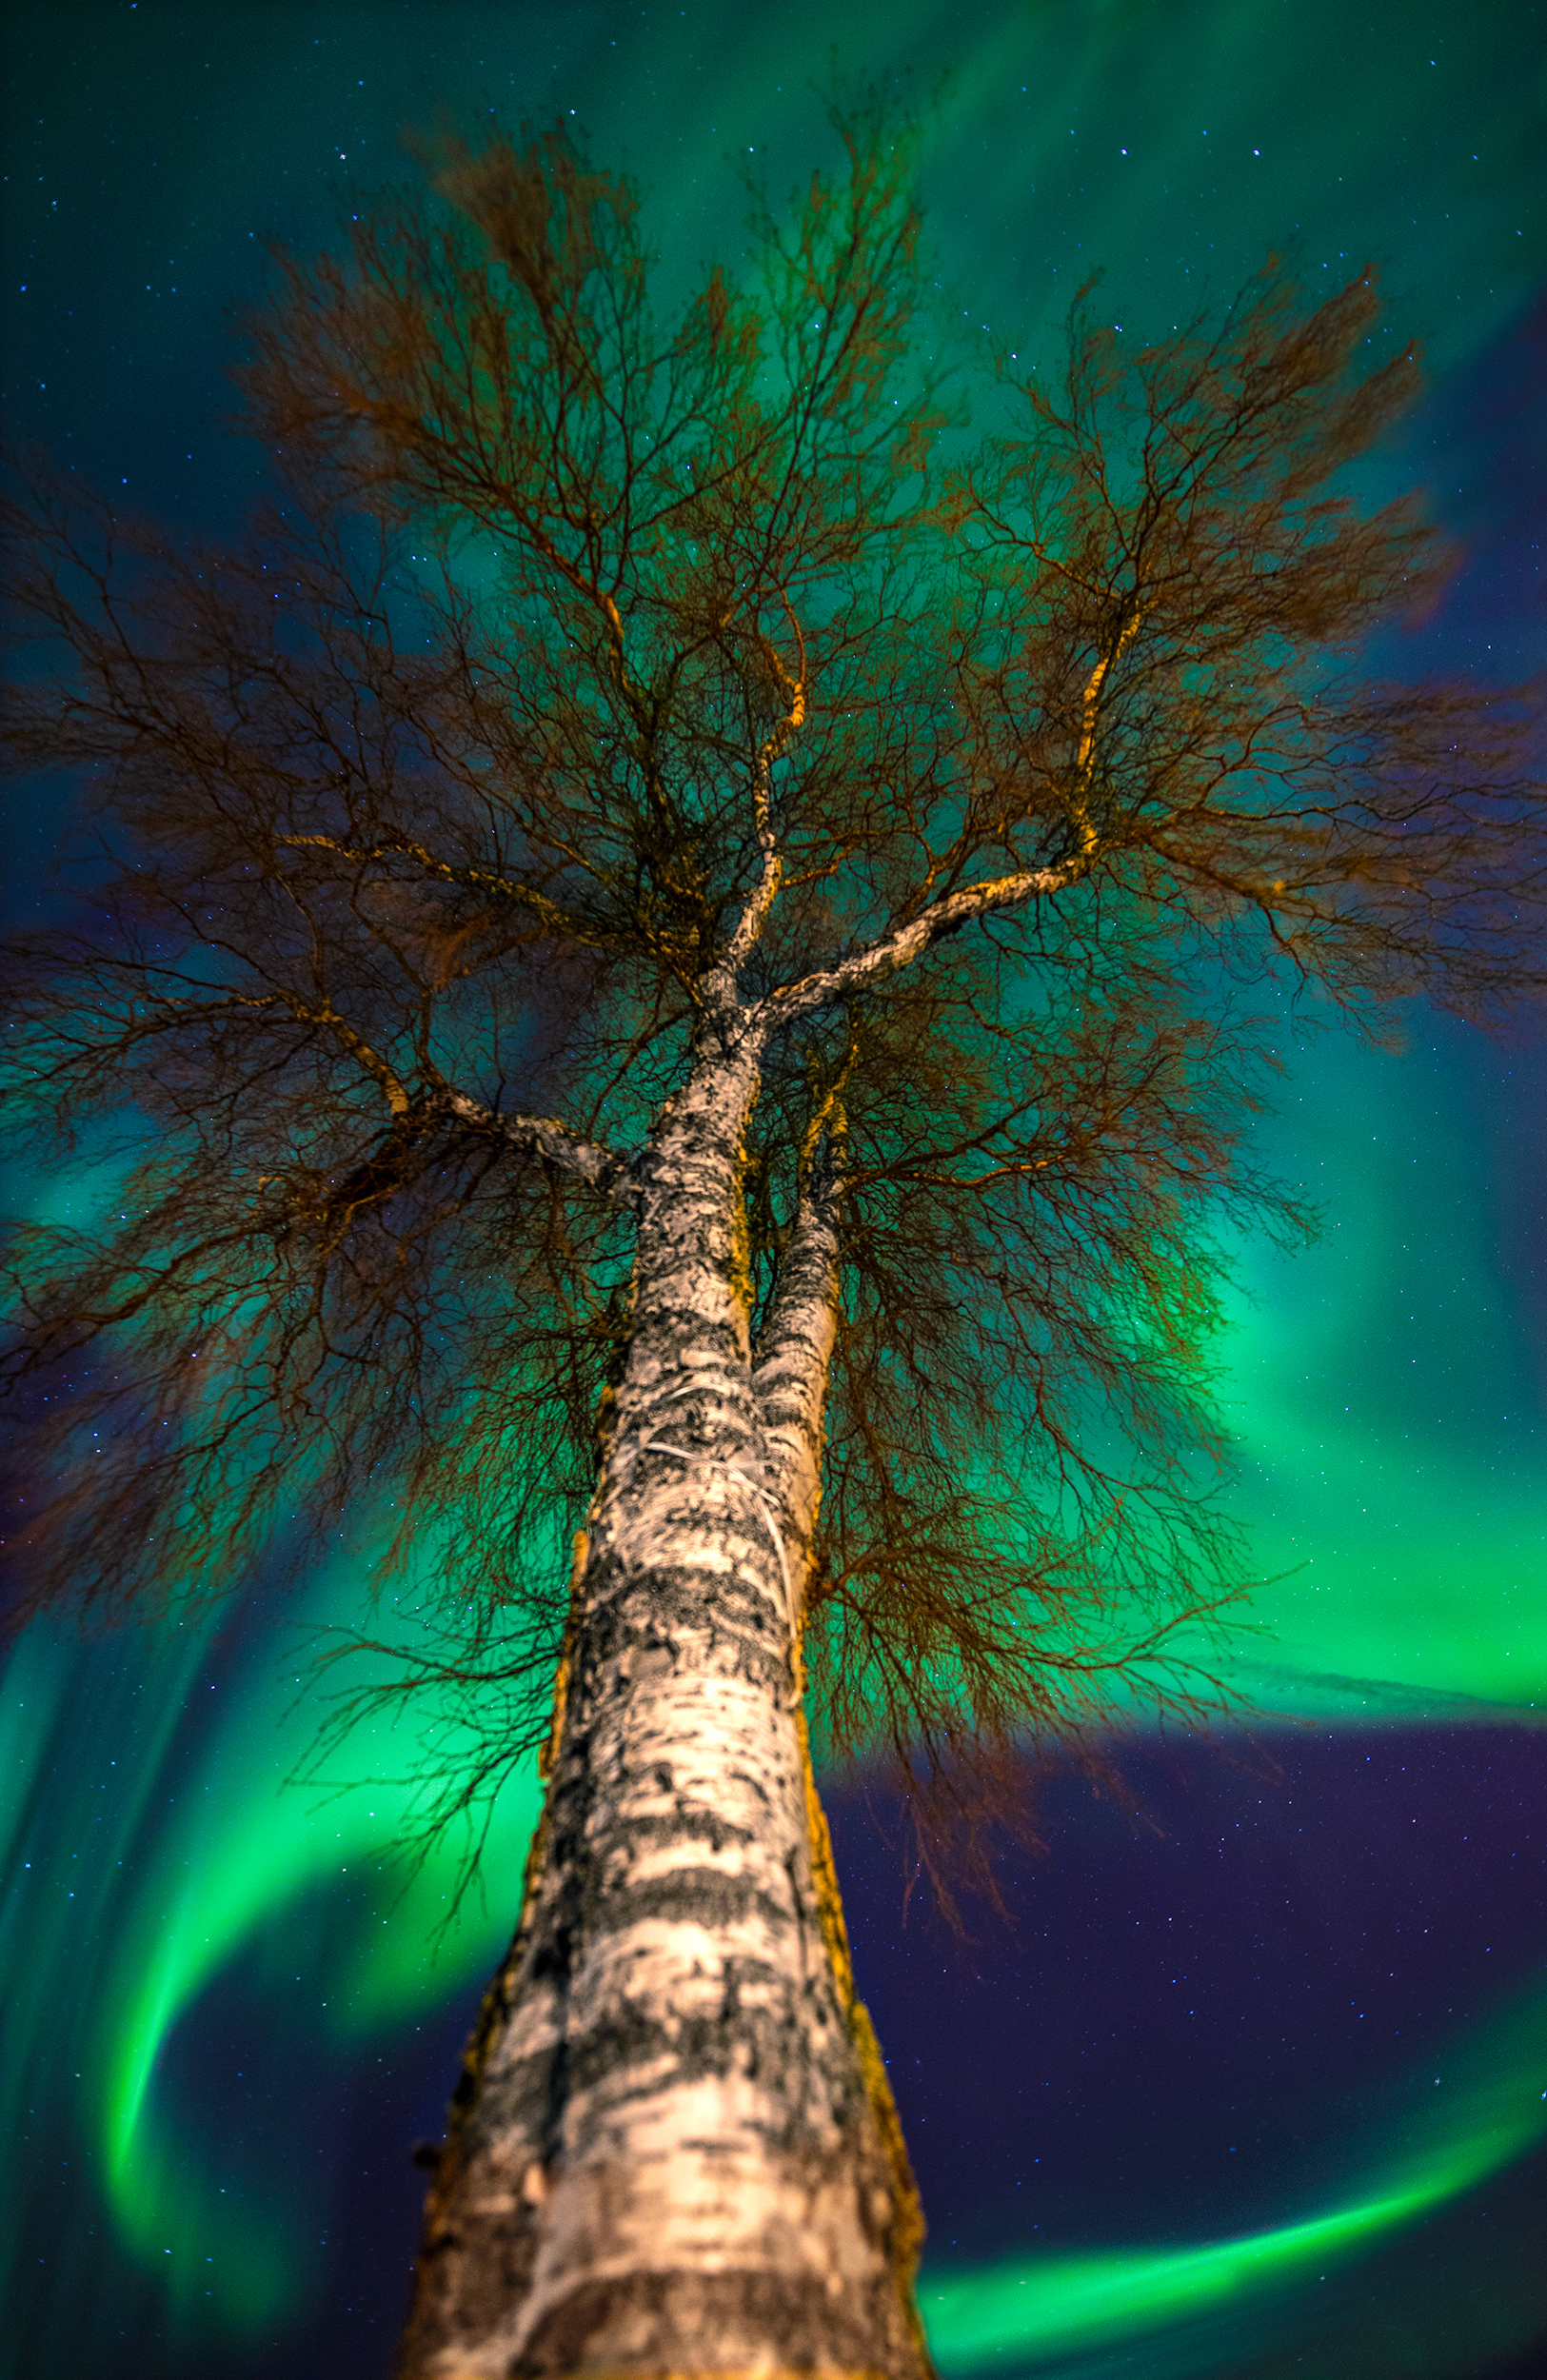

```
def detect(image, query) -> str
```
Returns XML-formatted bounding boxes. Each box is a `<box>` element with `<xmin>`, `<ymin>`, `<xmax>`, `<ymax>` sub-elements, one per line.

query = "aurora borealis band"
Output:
<box><xmin>2</xmin><ymin>4</ymin><xmax>1545</xmax><ymax>2376</ymax></box>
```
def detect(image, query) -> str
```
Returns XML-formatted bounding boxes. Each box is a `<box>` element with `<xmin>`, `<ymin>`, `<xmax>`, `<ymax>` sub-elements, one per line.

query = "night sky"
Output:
<box><xmin>3</xmin><ymin>6</ymin><xmax>1546</xmax><ymax>2378</ymax></box>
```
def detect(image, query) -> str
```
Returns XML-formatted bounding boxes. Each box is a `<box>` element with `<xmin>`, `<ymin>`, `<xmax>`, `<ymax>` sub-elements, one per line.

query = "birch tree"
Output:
<box><xmin>3</xmin><ymin>116</ymin><xmax>1540</xmax><ymax>2378</ymax></box>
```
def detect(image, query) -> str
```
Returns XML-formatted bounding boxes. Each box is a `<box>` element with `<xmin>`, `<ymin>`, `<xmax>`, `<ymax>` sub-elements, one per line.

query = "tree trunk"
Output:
<box><xmin>398</xmin><ymin>1024</ymin><xmax>931</xmax><ymax>2379</ymax></box>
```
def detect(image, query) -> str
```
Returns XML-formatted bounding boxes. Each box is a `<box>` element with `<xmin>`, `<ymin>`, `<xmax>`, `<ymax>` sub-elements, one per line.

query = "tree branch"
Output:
<box><xmin>444</xmin><ymin>1089</ymin><xmax>636</xmax><ymax>1201</ymax></box>
<box><xmin>715</xmin><ymin>606</ymin><xmax>808</xmax><ymax>989</ymax></box>
<box><xmin>762</xmin><ymin>853</ymin><xmax>1088</xmax><ymax>1023</ymax></box>
<box><xmin>275</xmin><ymin>834</ymin><xmax>608</xmax><ymax>951</ymax></box>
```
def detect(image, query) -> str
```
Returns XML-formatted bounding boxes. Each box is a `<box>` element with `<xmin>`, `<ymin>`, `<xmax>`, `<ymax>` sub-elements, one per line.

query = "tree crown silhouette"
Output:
<box><xmin>4</xmin><ymin>113</ymin><xmax>1539</xmax><ymax>1885</ymax></box>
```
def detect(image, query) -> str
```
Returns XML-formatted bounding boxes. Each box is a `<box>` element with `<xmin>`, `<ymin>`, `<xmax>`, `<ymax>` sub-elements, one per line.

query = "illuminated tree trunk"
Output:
<box><xmin>397</xmin><ymin>1019</ymin><xmax>929</xmax><ymax>2380</ymax></box>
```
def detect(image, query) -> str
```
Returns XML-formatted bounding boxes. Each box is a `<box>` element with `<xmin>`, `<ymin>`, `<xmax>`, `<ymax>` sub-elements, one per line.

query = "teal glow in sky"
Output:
<box><xmin>1217</xmin><ymin>1023</ymin><xmax>1547</xmax><ymax>1716</ymax></box>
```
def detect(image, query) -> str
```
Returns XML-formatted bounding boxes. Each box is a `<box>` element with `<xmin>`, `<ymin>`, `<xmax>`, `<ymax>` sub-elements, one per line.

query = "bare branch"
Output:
<box><xmin>763</xmin><ymin>852</ymin><xmax>1089</xmax><ymax>1021</ymax></box>
<box><xmin>275</xmin><ymin>833</ymin><xmax>612</xmax><ymax>952</ymax></box>
<box><xmin>444</xmin><ymin>1089</ymin><xmax>636</xmax><ymax>1201</ymax></box>
<box><xmin>716</xmin><ymin>605</ymin><xmax>809</xmax><ymax>987</ymax></box>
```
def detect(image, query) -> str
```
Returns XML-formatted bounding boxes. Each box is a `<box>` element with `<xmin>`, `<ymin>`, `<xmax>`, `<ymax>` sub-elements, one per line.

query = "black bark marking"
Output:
<box><xmin>511</xmin><ymin>2250</ymin><xmax>922</xmax><ymax>2377</ymax></box>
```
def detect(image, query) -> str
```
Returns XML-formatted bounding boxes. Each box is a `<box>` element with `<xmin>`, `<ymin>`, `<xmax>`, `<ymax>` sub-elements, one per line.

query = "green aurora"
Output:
<box><xmin>6</xmin><ymin>1010</ymin><xmax>1543</xmax><ymax>2365</ymax></box>
<box><xmin>3</xmin><ymin>2</ymin><xmax>1544</xmax><ymax>2372</ymax></box>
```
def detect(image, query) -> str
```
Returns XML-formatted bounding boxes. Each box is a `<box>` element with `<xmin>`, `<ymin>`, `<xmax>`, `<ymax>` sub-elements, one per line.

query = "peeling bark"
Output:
<box><xmin>398</xmin><ymin>1022</ymin><xmax>929</xmax><ymax>2380</ymax></box>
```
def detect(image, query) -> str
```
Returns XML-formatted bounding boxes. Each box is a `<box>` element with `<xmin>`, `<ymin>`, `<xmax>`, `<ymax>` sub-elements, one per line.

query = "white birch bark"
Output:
<box><xmin>398</xmin><ymin>1016</ymin><xmax>929</xmax><ymax>2379</ymax></box>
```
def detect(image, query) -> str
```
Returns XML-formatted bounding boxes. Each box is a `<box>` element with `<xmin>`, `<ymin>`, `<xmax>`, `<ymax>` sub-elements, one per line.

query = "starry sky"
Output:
<box><xmin>3</xmin><ymin>5</ymin><xmax>1546</xmax><ymax>2377</ymax></box>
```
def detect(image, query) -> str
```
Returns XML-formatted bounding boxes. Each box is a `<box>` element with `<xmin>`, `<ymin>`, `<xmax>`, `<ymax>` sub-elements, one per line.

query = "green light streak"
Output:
<box><xmin>1213</xmin><ymin>1028</ymin><xmax>1547</xmax><ymax>1716</ymax></box>
<box><xmin>17</xmin><ymin>1557</ymin><xmax>546</xmax><ymax>2332</ymax></box>
<box><xmin>921</xmin><ymin>1979</ymin><xmax>1547</xmax><ymax>2371</ymax></box>
<box><xmin>93</xmin><ymin>1691</ymin><xmax>543</xmax><ymax>2330</ymax></box>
